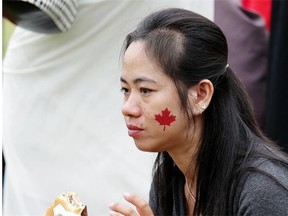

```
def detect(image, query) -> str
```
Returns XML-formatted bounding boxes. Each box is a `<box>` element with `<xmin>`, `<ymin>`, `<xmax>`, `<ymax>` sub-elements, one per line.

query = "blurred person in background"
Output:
<box><xmin>215</xmin><ymin>0</ymin><xmax>288</xmax><ymax>152</ymax></box>
<box><xmin>215</xmin><ymin>0</ymin><xmax>269</xmax><ymax>129</ymax></box>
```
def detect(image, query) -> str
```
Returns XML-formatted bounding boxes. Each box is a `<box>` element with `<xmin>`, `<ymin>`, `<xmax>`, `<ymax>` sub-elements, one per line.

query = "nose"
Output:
<box><xmin>122</xmin><ymin>94</ymin><xmax>141</xmax><ymax>117</ymax></box>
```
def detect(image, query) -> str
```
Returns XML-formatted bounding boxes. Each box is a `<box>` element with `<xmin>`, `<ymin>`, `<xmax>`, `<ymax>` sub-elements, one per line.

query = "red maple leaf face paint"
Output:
<box><xmin>155</xmin><ymin>108</ymin><xmax>176</xmax><ymax>131</ymax></box>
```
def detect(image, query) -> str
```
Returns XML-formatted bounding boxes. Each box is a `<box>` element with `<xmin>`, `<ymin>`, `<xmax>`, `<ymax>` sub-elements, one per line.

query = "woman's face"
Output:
<box><xmin>121</xmin><ymin>41</ymin><xmax>191</xmax><ymax>152</ymax></box>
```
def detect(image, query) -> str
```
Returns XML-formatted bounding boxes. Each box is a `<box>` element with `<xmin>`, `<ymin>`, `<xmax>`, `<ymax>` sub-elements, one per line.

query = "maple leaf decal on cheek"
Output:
<box><xmin>155</xmin><ymin>108</ymin><xmax>176</xmax><ymax>131</ymax></box>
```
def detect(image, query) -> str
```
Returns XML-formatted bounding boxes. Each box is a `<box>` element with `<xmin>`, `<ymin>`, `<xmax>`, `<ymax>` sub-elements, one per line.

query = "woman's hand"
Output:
<box><xmin>109</xmin><ymin>193</ymin><xmax>154</xmax><ymax>216</ymax></box>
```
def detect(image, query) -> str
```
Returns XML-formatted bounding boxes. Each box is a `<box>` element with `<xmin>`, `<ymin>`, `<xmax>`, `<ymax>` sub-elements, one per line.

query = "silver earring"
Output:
<box><xmin>194</xmin><ymin>105</ymin><xmax>206</xmax><ymax>116</ymax></box>
<box><xmin>200</xmin><ymin>105</ymin><xmax>206</xmax><ymax>113</ymax></box>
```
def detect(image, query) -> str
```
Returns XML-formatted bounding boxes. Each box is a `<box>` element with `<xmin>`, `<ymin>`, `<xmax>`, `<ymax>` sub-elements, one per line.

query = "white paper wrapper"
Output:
<box><xmin>53</xmin><ymin>204</ymin><xmax>80</xmax><ymax>216</ymax></box>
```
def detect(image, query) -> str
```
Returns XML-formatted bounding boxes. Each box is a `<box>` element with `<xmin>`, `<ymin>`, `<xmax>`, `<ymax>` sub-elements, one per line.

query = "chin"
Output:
<box><xmin>134</xmin><ymin>140</ymin><xmax>162</xmax><ymax>153</ymax></box>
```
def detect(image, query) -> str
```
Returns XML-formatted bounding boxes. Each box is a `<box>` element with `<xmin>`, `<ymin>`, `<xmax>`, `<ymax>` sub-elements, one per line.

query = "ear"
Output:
<box><xmin>188</xmin><ymin>79</ymin><xmax>214</xmax><ymax>116</ymax></box>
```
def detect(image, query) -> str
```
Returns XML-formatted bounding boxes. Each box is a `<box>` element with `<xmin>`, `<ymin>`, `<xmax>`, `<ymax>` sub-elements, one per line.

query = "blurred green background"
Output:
<box><xmin>3</xmin><ymin>19</ymin><xmax>15</xmax><ymax>57</ymax></box>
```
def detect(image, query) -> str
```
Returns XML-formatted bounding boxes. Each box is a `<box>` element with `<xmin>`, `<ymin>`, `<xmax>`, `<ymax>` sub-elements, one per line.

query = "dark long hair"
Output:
<box><xmin>122</xmin><ymin>8</ymin><xmax>288</xmax><ymax>215</ymax></box>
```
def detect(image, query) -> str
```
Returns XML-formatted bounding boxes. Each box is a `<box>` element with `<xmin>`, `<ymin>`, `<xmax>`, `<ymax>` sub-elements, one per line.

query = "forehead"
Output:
<box><xmin>123</xmin><ymin>41</ymin><xmax>165</xmax><ymax>78</ymax></box>
<box><xmin>123</xmin><ymin>41</ymin><xmax>146</xmax><ymax>65</ymax></box>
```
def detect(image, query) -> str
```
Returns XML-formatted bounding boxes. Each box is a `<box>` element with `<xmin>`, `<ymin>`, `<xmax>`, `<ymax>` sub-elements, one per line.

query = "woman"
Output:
<box><xmin>109</xmin><ymin>8</ymin><xmax>288</xmax><ymax>216</ymax></box>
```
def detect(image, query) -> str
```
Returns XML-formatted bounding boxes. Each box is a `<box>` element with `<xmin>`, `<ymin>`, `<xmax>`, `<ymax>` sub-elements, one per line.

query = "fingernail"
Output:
<box><xmin>123</xmin><ymin>192</ymin><xmax>131</xmax><ymax>197</ymax></box>
<box><xmin>108</xmin><ymin>202</ymin><xmax>114</xmax><ymax>208</ymax></box>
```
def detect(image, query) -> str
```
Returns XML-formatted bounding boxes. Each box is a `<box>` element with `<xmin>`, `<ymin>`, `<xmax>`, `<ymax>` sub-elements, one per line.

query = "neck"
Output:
<box><xmin>167</xmin><ymin>116</ymin><xmax>203</xmax><ymax>213</ymax></box>
<box><xmin>168</xmin><ymin>116</ymin><xmax>203</xmax><ymax>175</ymax></box>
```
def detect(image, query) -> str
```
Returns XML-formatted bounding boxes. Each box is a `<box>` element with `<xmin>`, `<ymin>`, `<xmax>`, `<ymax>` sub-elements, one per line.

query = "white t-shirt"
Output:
<box><xmin>3</xmin><ymin>1</ymin><xmax>213</xmax><ymax>215</ymax></box>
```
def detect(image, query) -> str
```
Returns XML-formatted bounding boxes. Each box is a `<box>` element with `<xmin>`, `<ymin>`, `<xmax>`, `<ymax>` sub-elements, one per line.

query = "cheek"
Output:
<box><xmin>154</xmin><ymin>107</ymin><xmax>177</xmax><ymax>131</ymax></box>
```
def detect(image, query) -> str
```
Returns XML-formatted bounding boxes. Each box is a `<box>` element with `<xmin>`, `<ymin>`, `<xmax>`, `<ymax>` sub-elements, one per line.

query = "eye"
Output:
<box><xmin>120</xmin><ymin>87</ymin><xmax>130</xmax><ymax>95</ymax></box>
<box><xmin>140</xmin><ymin>87</ymin><xmax>152</xmax><ymax>94</ymax></box>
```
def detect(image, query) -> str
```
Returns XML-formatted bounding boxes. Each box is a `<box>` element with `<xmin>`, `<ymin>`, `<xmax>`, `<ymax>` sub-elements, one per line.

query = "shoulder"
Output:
<box><xmin>235</xmin><ymin>160</ymin><xmax>288</xmax><ymax>216</ymax></box>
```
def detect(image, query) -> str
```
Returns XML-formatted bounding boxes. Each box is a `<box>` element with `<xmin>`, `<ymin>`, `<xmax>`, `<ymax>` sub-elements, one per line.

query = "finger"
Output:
<box><xmin>109</xmin><ymin>202</ymin><xmax>138</xmax><ymax>216</ymax></box>
<box><xmin>123</xmin><ymin>193</ymin><xmax>154</xmax><ymax>216</ymax></box>
<box><xmin>109</xmin><ymin>210</ymin><xmax>124</xmax><ymax>216</ymax></box>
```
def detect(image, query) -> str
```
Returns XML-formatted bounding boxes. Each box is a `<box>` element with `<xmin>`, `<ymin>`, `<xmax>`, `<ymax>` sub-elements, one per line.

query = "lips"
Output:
<box><xmin>127</xmin><ymin>124</ymin><xmax>144</xmax><ymax>137</ymax></box>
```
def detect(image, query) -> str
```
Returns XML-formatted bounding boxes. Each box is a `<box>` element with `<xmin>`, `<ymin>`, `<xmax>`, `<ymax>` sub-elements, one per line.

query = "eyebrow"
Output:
<box><xmin>120</xmin><ymin>76</ymin><xmax>157</xmax><ymax>84</ymax></box>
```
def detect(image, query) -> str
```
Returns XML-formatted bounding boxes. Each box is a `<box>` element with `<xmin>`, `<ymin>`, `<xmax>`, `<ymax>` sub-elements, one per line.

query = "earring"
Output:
<box><xmin>200</xmin><ymin>105</ymin><xmax>206</xmax><ymax>112</ymax></box>
<box><xmin>196</xmin><ymin>105</ymin><xmax>206</xmax><ymax>116</ymax></box>
<box><xmin>193</xmin><ymin>105</ymin><xmax>206</xmax><ymax>116</ymax></box>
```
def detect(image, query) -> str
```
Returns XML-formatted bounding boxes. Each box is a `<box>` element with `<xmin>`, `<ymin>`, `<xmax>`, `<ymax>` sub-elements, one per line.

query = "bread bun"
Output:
<box><xmin>45</xmin><ymin>192</ymin><xmax>87</xmax><ymax>216</ymax></box>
